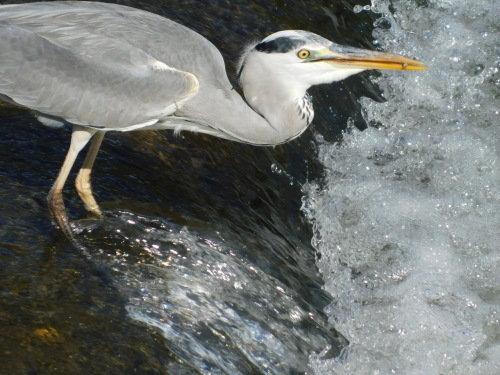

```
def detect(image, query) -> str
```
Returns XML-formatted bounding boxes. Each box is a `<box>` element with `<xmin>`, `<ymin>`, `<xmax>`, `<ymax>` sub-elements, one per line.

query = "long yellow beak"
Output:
<box><xmin>314</xmin><ymin>45</ymin><xmax>427</xmax><ymax>71</ymax></box>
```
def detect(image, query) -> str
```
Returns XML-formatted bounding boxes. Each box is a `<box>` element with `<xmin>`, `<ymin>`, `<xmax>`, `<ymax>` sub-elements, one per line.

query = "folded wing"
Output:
<box><xmin>0</xmin><ymin>14</ymin><xmax>199</xmax><ymax>129</ymax></box>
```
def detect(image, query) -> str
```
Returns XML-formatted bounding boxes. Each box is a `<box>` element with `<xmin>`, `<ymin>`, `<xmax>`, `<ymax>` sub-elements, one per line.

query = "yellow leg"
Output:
<box><xmin>48</xmin><ymin>126</ymin><xmax>97</xmax><ymax>239</ymax></box>
<box><xmin>75</xmin><ymin>131</ymin><xmax>105</xmax><ymax>217</ymax></box>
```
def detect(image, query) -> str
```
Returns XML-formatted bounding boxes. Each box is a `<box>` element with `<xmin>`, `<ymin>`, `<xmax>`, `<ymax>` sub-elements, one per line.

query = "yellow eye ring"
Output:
<box><xmin>297</xmin><ymin>49</ymin><xmax>310</xmax><ymax>59</ymax></box>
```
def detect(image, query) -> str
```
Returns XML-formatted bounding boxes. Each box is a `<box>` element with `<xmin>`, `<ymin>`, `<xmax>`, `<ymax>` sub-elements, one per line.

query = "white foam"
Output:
<box><xmin>304</xmin><ymin>0</ymin><xmax>499</xmax><ymax>373</ymax></box>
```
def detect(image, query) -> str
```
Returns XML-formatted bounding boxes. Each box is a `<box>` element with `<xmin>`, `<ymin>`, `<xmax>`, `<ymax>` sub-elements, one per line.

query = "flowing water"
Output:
<box><xmin>304</xmin><ymin>1</ymin><xmax>500</xmax><ymax>374</ymax></box>
<box><xmin>0</xmin><ymin>0</ymin><xmax>498</xmax><ymax>374</ymax></box>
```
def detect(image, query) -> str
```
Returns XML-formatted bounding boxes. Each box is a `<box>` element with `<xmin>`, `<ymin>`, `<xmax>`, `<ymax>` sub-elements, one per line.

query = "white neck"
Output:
<box><xmin>177</xmin><ymin>71</ymin><xmax>312</xmax><ymax>145</ymax></box>
<box><xmin>237</xmin><ymin>53</ymin><xmax>312</xmax><ymax>144</ymax></box>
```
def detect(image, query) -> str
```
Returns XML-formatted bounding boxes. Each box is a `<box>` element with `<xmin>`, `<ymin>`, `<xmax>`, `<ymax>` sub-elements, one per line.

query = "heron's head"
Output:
<box><xmin>236</xmin><ymin>30</ymin><xmax>426</xmax><ymax>142</ymax></box>
<box><xmin>239</xmin><ymin>30</ymin><xmax>426</xmax><ymax>103</ymax></box>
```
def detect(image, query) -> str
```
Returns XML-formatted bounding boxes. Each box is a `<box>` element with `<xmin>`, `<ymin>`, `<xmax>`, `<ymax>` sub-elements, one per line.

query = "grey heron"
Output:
<box><xmin>0</xmin><ymin>2</ymin><xmax>426</xmax><ymax>239</ymax></box>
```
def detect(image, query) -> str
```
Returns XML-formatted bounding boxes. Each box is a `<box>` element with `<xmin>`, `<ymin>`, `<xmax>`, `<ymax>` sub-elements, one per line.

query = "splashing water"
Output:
<box><xmin>80</xmin><ymin>210</ymin><xmax>343</xmax><ymax>374</ymax></box>
<box><xmin>304</xmin><ymin>0</ymin><xmax>499</xmax><ymax>374</ymax></box>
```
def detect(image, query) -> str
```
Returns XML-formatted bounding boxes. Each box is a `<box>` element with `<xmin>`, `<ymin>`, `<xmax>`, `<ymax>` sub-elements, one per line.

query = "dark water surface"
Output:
<box><xmin>0</xmin><ymin>0</ymin><xmax>379</xmax><ymax>373</ymax></box>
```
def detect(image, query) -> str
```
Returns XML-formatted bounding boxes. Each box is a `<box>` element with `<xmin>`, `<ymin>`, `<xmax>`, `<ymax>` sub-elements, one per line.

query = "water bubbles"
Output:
<box><xmin>474</xmin><ymin>64</ymin><xmax>485</xmax><ymax>75</ymax></box>
<box><xmin>353</xmin><ymin>5</ymin><xmax>372</xmax><ymax>13</ymax></box>
<box><xmin>270</xmin><ymin>163</ymin><xmax>281</xmax><ymax>174</ymax></box>
<box><xmin>270</xmin><ymin>163</ymin><xmax>295</xmax><ymax>185</ymax></box>
<box><xmin>305</xmin><ymin>0</ymin><xmax>499</xmax><ymax>373</ymax></box>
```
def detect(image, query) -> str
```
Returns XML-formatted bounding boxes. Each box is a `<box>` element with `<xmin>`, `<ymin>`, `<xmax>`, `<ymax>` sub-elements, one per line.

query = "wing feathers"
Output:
<box><xmin>0</xmin><ymin>18</ymin><xmax>199</xmax><ymax>129</ymax></box>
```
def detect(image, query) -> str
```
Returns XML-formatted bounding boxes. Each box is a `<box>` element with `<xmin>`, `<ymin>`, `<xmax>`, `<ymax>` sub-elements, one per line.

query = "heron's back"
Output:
<box><xmin>0</xmin><ymin>1</ymin><xmax>230</xmax><ymax>129</ymax></box>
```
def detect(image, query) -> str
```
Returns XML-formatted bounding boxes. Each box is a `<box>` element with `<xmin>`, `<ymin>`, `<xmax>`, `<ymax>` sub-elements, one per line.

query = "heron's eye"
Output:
<box><xmin>297</xmin><ymin>49</ymin><xmax>310</xmax><ymax>59</ymax></box>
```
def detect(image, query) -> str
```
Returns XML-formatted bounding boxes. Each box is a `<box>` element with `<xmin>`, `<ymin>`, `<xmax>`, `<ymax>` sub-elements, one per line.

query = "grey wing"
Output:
<box><xmin>0</xmin><ymin>18</ymin><xmax>199</xmax><ymax>130</ymax></box>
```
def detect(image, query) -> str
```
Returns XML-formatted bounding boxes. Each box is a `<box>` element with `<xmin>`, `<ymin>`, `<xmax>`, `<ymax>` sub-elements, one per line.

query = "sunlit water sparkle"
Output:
<box><xmin>1</xmin><ymin>0</ymin><xmax>498</xmax><ymax>374</ymax></box>
<box><xmin>304</xmin><ymin>0</ymin><xmax>499</xmax><ymax>374</ymax></box>
<box><xmin>78</xmin><ymin>209</ymin><xmax>343</xmax><ymax>374</ymax></box>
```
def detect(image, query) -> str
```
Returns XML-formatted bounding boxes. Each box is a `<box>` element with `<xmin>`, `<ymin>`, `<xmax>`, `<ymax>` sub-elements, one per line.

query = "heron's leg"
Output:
<box><xmin>75</xmin><ymin>131</ymin><xmax>105</xmax><ymax>217</ymax></box>
<box><xmin>48</xmin><ymin>126</ymin><xmax>97</xmax><ymax>238</ymax></box>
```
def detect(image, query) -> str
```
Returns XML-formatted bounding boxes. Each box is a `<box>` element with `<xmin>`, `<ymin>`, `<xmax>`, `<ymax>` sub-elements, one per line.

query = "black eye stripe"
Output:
<box><xmin>255</xmin><ymin>37</ymin><xmax>306</xmax><ymax>53</ymax></box>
